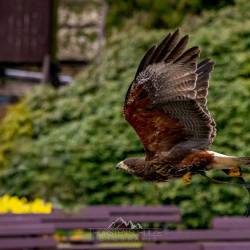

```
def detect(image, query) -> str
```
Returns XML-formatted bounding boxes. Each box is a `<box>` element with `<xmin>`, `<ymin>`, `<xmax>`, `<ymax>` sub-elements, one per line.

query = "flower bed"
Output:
<box><xmin>0</xmin><ymin>195</ymin><xmax>52</xmax><ymax>213</ymax></box>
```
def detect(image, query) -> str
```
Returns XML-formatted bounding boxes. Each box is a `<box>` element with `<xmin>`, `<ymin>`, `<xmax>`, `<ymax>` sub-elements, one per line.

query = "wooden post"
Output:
<box><xmin>47</xmin><ymin>0</ymin><xmax>60</xmax><ymax>87</ymax></box>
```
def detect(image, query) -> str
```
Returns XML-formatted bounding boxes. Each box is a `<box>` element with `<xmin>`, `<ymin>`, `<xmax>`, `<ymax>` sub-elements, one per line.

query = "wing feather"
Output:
<box><xmin>165</xmin><ymin>35</ymin><xmax>189</xmax><ymax>62</ymax></box>
<box><xmin>154</xmin><ymin>29</ymin><xmax>180</xmax><ymax>62</ymax></box>
<box><xmin>134</xmin><ymin>46</ymin><xmax>156</xmax><ymax>80</ymax></box>
<box><xmin>124</xmin><ymin>30</ymin><xmax>216</xmax><ymax>158</ymax></box>
<box><xmin>195</xmin><ymin>59</ymin><xmax>216</xmax><ymax>143</ymax></box>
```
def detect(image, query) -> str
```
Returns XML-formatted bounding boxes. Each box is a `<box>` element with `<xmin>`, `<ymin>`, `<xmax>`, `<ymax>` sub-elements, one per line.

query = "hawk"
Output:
<box><xmin>116</xmin><ymin>29</ymin><xmax>250</xmax><ymax>184</ymax></box>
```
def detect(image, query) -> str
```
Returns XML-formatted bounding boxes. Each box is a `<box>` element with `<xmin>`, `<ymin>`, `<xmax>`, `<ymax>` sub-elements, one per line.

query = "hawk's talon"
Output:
<box><xmin>182</xmin><ymin>172</ymin><xmax>192</xmax><ymax>185</ymax></box>
<box><xmin>229</xmin><ymin>167</ymin><xmax>241</xmax><ymax>177</ymax></box>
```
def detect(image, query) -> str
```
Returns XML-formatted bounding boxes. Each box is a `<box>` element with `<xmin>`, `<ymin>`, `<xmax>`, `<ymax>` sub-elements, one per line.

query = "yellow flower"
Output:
<box><xmin>0</xmin><ymin>195</ymin><xmax>52</xmax><ymax>214</ymax></box>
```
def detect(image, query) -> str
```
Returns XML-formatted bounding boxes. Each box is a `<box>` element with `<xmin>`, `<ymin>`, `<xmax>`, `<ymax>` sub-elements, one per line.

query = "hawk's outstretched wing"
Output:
<box><xmin>124</xmin><ymin>29</ymin><xmax>216</xmax><ymax>160</ymax></box>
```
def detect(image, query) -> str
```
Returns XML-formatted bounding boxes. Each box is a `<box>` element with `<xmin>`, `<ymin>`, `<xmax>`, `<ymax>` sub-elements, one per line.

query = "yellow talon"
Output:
<box><xmin>228</xmin><ymin>167</ymin><xmax>242</xmax><ymax>177</ymax></box>
<box><xmin>182</xmin><ymin>172</ymin><xmax>192</xmax><ymax>185</ymax></box>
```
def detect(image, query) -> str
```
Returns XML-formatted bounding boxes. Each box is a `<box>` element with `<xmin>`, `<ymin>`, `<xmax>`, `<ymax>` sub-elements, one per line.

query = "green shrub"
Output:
<box><xmin>105</xmin><ymin>0</ymin><xmax>234</xmax><ymax>30</ymax></box>
<box><xmin>0</xmin><ymin>0</ymin><xmax>250</xmax><ymax>228</ymax></box>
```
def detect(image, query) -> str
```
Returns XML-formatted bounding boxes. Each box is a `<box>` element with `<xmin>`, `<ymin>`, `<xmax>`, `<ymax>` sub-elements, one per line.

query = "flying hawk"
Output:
<box><xmin>116</xmin><ymin>29</ymin><xmax>250</xmax><ymax>184</ymax></box>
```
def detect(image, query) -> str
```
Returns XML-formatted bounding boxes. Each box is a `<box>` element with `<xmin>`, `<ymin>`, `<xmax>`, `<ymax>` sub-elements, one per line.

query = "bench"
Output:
<box><xmin>0</xmin><ymin>211</ymin><xmax>110</xmax><ymax>246</ymax></box>
<box><xmin>140</xmin><ymin>229</ymin><xmax>250</xmax><ymax>242</ymax></box>
<box><xmin>212</xmin><ymin>216</ymin><xmax>250</xmax><ymax>229</ymax></box>
<box><xmin>0</xmin><ymin>214</ymin><xmax>41</xmax><ymax>224</ymax></box>
<box><xmin>58</xmin><ymin>206</ymin><xmax>180</xmax><ymax>249</ymax></box>
<box><xmin>143</xmin><ymin>243</ymin><xmax>201</xmax><ymax>250</ymax></box>
<box><xmin>85</xmin><ymin>205</ymin><xmax>181</xmax><ymax>226</ymax></box>
<box><xmin>0</xmin><ymin>205</ymin><xmax>181</xmax><ymax>250</ymax></box>
<box><xmin>144</xmin><ymin>242</ymin><xmax>250</xmax><ymax>250</ymax></box>
<box><xmin>58</xmin><ymin>245</ymin><xmax>141</xmax><ymax>250</ymax></box>
<box><xmin>41</xmin><ymin>211</ymin><xmax>110</xmax><ymax>230</ymax></box>
<box><xmin>0</xmin><ymin>223</ymin><xmax>56</xmax><ymax>250</ymax></box>
<box><xmin>202</xmin><ymin>242</ymin><xmax>250</xmax><ymax>250</ymax></box>
<box><xmin>0</xmin><ymin>210</ymin><xmax>110</xmax><ymax>230</ymax></box>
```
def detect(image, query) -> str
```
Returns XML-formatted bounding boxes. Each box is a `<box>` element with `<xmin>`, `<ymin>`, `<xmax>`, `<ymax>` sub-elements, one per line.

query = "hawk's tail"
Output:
<box><xmin>209</xmin><ymin>151</ymin><xmax>250</xmax><ymax>169</ymax></box>
<box><xmin>235</xmin><ymin>157</ymin><xmax>250</xmax><ymax>166</ymax></box>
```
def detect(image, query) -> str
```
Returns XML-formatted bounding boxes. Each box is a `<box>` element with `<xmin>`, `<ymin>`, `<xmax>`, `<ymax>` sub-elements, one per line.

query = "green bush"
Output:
<box><xmin>1</xmin><ymin>0</ymin><xmax>250</xmax><ymax>228</ymax></box>
<box><xmin>106</xmin><ymin>0</ymin><xmax>234</xmax><ymax>30</ymax></box>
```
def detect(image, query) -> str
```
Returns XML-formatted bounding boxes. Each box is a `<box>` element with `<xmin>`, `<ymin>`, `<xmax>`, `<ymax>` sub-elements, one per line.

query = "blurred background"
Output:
<box><xmin>0</xmin><ymin>0</ymin><xmax>250</xmax><ymax>229</ymax></box>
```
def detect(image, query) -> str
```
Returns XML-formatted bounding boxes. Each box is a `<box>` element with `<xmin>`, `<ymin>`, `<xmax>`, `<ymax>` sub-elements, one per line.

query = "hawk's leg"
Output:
<box><xmin>228</xmin><ymin>167</ymin><xmax>242</xmax><ymax>177</ymax></box>
<box><xmin>182</xmin><ymin>172</ymin><xmax>192</xmax><ymax>185</ymax></box>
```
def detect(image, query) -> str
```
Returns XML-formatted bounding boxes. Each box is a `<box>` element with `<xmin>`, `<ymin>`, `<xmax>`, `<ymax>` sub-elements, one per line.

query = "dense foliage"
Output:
<box><xmin>106</xmin><ymin>0</ymin><xmax>234</xmax><ymax>30</ymax></box>
<box><xmin>1</xmin><ymin>0</ymin><xmax>250</xmax><ymax>228</ymax></box>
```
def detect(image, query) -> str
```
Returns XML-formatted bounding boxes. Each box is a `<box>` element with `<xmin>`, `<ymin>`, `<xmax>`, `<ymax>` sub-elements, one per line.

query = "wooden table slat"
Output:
<box><xmin>140</xmin><ymin>229</ymin><xmax>250</xmax><ymax>242</ymax></box>
<box><xmin>0</xmin><ymin>237</ymin><xmax>56</xmax><ymax>249</ymax></box>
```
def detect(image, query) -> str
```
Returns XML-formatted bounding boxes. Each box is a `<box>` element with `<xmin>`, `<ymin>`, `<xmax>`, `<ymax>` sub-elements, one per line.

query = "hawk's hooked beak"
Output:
<box><xmin>116</xmin><ymin>161</ymin><xmax>129</xmax><ymax>171</ymax></box>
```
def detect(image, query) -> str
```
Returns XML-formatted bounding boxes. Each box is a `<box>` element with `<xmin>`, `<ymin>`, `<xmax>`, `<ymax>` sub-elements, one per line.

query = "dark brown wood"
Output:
<box><xmin>0</xmin><ymin>223</ymin><xmax>56</xmax><ymax>250</ymax></box>
<box><xmin>60</xmin><ymin>206</ymin><xmax>181</xmax><ymax>246</ymax></box>
<box><xmin>83</xmin><ymin>205</ymin><xmax>181</xmax><ymax>223</ymax></box>
<box><xmin>202</xmin><ymin>242</ymin><xmax>250</xmax><ymax>250</ymax></box>
<box><xmin>0</xmin><ymin>210</ymin><xmax>109</xmax><ymax>219</ymax></box>
<box><xmin>57</xmin><ymin>245</ymin><xmax>141</xmax><ymax>250</ymax></box>
<box><xmin>0</xmin><ymin>206</ymin><xmax>180</xmax><ymax>230</ymax></box>
<box><xmin>140</xmin><ymin>229</ymin><xmax>250</xmax><ymax>242</ymax></box>
<box><xmin>0</xmin><ymin>0</ymin><xmax>60</xmax><ymax>86</ymax></box>
<box><xmin>0</xmin><ymin>216</ymin><xmax>41</xmax><ymax>224</ymax></box>
<box><xmin>97</xmin><ymin>205</ymin><xmax>180</xmax><ymax>214</ymax></box>
<box><xmin>88</xmin><ymin>205</ymin><xmax>181</xmax><ymax>226</ymax></box>
<box><xmin>0</xmin><ymin>206</ymin><xmax>180</xmax><ymax>248</ymax></box>
<box><xmin>48</xmin><ymin>221</ymin><xmax>109</xmax><ymax>230</ymax></box>
<box><xmin>144</xmin><ymin>242</ymin><xmax>250</xmax><ymax>250</ymax></box>
<box><xmin>0</xmin><ymin>224</ymin><xmax>55</xmax><ymax>236</ymax></box>
<box><xmin>110</xmin><ymin>215</ymin><xmax>180</xmax><ymax>223</ymax></box>
<box><xmin>0</xmin><ymin>212</ymin><xmax>110</xmax><ymax>230</ymax></box>
<box><xmin>144</xmin><ymin>243</ymin><xmax>201</xmax><ymax>250</ymax></box>
<box><xmin>212</xmin><ymin>217</ymin><xmax>250</xmax><ymax>229</ymax></box>
<box><xmin>0</xmin><ymin>0</ymin><xmax>52</xmax><ymax>63</ymax></box>
<box><xmin>0</xmin><ymin>238</ymin><xmax>56</xmax><ymax>250</ymax></box>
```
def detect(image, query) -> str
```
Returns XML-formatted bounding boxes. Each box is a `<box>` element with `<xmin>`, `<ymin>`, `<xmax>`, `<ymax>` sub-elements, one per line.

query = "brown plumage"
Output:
<box><xmin>116</xmin><ymin>29</ymin><xmax>250</xmax><ymax>183</ymax></box>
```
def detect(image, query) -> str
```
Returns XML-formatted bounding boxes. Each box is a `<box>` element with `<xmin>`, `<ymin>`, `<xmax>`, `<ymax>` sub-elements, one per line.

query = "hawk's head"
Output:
<box><xmin>116</xmin><ymin>157</ymin><xmax>146</xmax><ymax>177</ymax></box>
